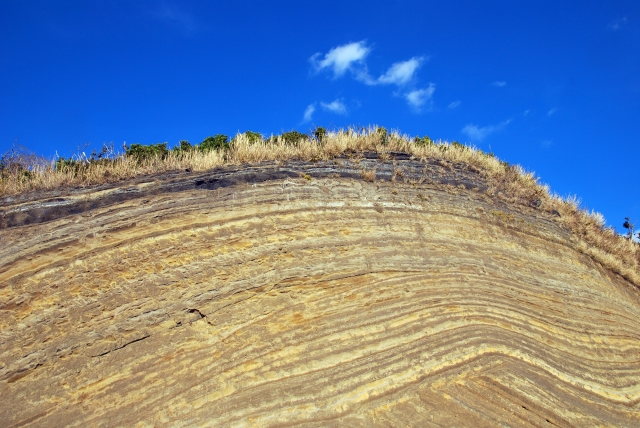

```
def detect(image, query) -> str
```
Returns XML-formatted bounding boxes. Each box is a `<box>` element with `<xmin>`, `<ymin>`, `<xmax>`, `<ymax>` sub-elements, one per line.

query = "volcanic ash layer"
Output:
<box><xmin>1</xmin><ymin>158</ymin><xmax>639</xmax><ymax>427</ymax></box>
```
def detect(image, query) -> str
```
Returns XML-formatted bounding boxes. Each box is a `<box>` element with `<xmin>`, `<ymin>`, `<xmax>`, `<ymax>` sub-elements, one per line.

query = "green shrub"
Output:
<box><xmin>20</xmin><ymin>169</ymin><xmax>34</xmax><ymax>181</ymax></box>
<box><xmin>451</xmin><ymin>141</ymin><xmax>466</xmax><ymax>150</ymax></box>
<box><xmin>376</xmin><ymin>126</ymin><xmax>389</xmax><ymax>145</ymax></box>
<box><xmin>125</xmin><ymin>143</ymin><xmax>169</xmax><ymax>162</ymax></box>
<box><xmin>413</xmin><ymin>135</ymin><xmax>434</xmax><ymax>147</ymax></box>
<box><xmin>199</xmin><ymin>135</ymin><xmax>228</xmax><ymax>152</ymax></box>
<box><xmin>229</xmin><ymin>131</ymin><xmax>262</xmax><ymax>146</ymax></box>
<box><xmin>246</xmin><ymin>131</ymin><xmax>263</xmax><ymax>144</ymax></box>
<box><xmin>55</xmin><ymin>158</ymin><xmax>84</xmax><ymax>175</ymax></box>
<box><xmin>279</xmin><ymin>131</ymin><xmax>308</xmax><ymax>145</ymax></box>
<box><xmin>313</xmin><ymin>126</ymin><xmax>327</xmax><ymax>142</ymax></box>
<box><xmin>174</xmin><ymin>140</ymin><xmax>194</xmax><ymax>152</ymax></box>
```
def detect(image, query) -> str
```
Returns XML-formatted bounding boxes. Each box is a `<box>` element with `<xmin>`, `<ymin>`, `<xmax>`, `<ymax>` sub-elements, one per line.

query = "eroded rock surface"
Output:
<box><xmin>1</xmin><ymin>157</ymin><xmax>639</xmax><ymax>426</ymax></box>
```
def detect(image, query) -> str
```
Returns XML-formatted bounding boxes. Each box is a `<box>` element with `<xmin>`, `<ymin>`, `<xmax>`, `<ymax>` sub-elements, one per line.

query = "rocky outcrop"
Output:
<box><xmin>1</xmin><ymin>156</ymin><xmax>639</xmax><ymax>426</ymax></box>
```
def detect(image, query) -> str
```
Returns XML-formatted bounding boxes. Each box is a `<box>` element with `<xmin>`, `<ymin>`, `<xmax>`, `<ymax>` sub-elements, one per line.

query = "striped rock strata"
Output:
<box><xmin>1</xmin><ymin>155</ymin><xmax>639</xmax><ymax>426</ymax></box>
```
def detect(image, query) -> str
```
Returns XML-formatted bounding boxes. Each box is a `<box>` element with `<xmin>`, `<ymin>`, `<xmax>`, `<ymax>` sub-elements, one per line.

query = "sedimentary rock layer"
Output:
<box><xmin>1</xmin><ymin>157</ymin><xmax>639</xmax><ymax>426</ymax></box>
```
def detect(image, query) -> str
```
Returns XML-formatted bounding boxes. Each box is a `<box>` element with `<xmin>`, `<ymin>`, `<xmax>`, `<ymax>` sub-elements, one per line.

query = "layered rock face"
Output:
<box><xmin>1</xmin><ymin>157</ymin><xmax>639</xmax><ymax>427</ymax></box>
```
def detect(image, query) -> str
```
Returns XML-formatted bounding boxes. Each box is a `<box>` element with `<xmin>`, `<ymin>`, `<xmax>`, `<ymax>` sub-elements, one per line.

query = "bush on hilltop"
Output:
<box><xmin>125</xmin><ymin>143</ymin><xmax>169</xmax><ymax>163</ymax></box>
<box><xmin>200</xmin><ymin>135</ymin><xmax>228</xmax><ymax>152</ymax></box>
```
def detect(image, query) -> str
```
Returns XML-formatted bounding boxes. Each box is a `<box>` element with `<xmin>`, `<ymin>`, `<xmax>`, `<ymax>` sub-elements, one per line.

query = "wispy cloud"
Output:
<box><xmin>310</xmin><ymin>42</ymin><xmax>426</xmax><ymax>86</ymax></box>
<box><xmin>547</xmin><ymin>107</ymin><xmax>557</xmax><ymax>116</ymax></box>
<box><xmin>321</xmin><ymin>99</ymin><xmax>348</xmax><ymax>115</ymax></box>
<box><xmin>310</xmin><ymin>41</ymin><xmax>371</xmax><ymax>78</ymax></box>
<box><xmin>404</xmin><ymin>84</ymin><xmax>435</xmax><ymax>111</ymax></box>
<box><xmin>541</xmin><ymin>139</ymin><xmax>553</xmax><ymax>148</ymax></box>
<box><xmin>447</xmin><ymin>100</ymin><xmax>461</xmax><ymax>109</ymax></box>
<box><xmin>608</xmin><ymin>17</ymin><xmax>628</xmax><ymax>30</ymax></box>
<box><xmin>523</xmin><ymin>109</ymin><xmax>530</xmax><ymax>117</ymax></box>
<box><xmin>461</xmin><ymin>119</ymin><xmax>511</xmax><ymax>141</ymax></box>
<box><xmin>492</xmin><ymin>81</ymin><xmax>507</xmax><ymax>87</ymax></box>
<box><xmin>302</xmin><ymin>104</ymin><xmax>316</xmax><ymax>123</ymax></box>
<box><xmin>375</xmin><ymin>57</ymin><xmax>425</xmax><ymax>86</ymax></box>
<box><xmin>310</xmin><ymin>41</ymin><xmax>432</xmax><ymax>111</ymax></box>
<box><xmin>152</xmin><ymin>2</ymin><xmax>197</xmax><ymax>33</ymax></box>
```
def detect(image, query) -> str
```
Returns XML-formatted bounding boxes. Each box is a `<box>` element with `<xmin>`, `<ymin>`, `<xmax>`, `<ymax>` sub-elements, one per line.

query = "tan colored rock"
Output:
<box><xmin>1</xmin><ymin>158</ymin><xmax>639</xmax><ymax>426</ymax></box>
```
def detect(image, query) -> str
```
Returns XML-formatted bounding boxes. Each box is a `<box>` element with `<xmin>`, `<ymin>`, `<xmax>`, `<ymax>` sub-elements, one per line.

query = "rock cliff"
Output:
<box><xmin>1</xmin><ymin>155</ymin><xmax>639</xmax><ymax>426</ymax></box>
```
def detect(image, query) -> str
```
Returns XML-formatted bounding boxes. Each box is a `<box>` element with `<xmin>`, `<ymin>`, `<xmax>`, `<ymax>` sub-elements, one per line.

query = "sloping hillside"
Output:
<box><xmin>1</xmin><ymin>153</ymin><xmax>639</xmax><ymax>426</ymax></box>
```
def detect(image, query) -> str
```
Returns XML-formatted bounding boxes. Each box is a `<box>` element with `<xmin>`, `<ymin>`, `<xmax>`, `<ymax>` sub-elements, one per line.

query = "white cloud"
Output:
<box><xmin>309</xmin><ymin>42</ymin><xmax>426</xmax><ymax>87</ymax></box>
<box><xmin>462</xmin><ymin>124</ymin><xmax>492</xmax><ymax>141</ymax></box>
<box><xmin>608</xmin><ymin>17</ymin><xmax>628</xmax><ymax>30</ymax></box>
<box><xmin>492</xmin><ymin>81</ymin><xmax>507</xmax><ymax>87</ymax></box>
<box><xmin>447</xmin><ymin>100</ymin><xmax>461</xmax><ymax>109</ymax></box>
<box><xmin>404</xmin><ymin>84</ymin><xmax>436</xmax><ymax>110</ymax></box>
<box><xmin>310</xmin><ymin>41</ymin><xmax>434</xmax><ymax>111</ymax></box>
<box><xmin>547</xmin><ymin>107</ymin><xmax>557</xmax><ymax>116</ymax></box>
<box><xmin>320</xmin><ymin>99</ymin><xmax>347</xmax><ymax>115</ymax></box>
<box><xmin>461</xmin><ymin>119</ymin><xmax>511</xmax><ymax>141</ymax></box>
<box><xmin>541</xmin><ymin>139</ymin><xmax>553</xmax><ymax>148</ymax></box>
<box><xmin>523</xmin><ymin>109</ymin><xmax>531</xmax><ymax>117</ymax></box>
<box><xmin>376</xmin><ymin>57</ymin><xmax>425</xmax><ymax>86</ymax></box>
<box><xmin>310</xmin><ymin>41</ymin><xmax>370</xmax><ymax>78</ymax></box>
<box><xmin>302</xmin><ymin>104</ymin><xmax>316</xmax><ymax>123</ymax></box>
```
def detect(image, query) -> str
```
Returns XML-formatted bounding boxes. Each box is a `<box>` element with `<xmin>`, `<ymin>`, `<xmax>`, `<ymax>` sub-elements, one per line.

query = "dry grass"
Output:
<box><xmin>361</xmin><ymin>168</ymin><xmax>377</xmax><ymax>182</ymax></box>
<box><xmin>0</xmin><ymin>149</ymin><xmax>226</xmax><ymax>196</ymax></box>
<box><xmin>1</xmin><ymin>126</ymin><xmax>638</xmax><ymax>286</ymax></box>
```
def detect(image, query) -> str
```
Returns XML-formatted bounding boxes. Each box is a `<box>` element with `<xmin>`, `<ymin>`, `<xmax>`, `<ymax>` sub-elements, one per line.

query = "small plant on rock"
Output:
<box><xmin>313</xmin><ymin>126</ymin><xmax>327</xmax><ymax>142</ymax></box>
<box><xmin>375</xmin><ymin>126</ymin><xmax>389</xmax><ymax>145</ymax></box>
<box><xmin>361</xmin><ymin>168</ymin><xmax>376</xmax><ymax>182</ymax></box>
<box><xmin>413</xmin><ymin>135</ymin><xmax>434</xmax><ymax>147</ymax></box>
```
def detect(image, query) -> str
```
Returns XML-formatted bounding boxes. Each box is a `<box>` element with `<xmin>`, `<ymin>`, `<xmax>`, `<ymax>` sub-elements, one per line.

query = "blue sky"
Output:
<box><xmin>1</xmin><ymin>1</ymin><xmax>639</xmax><ymax>234</ymax></box>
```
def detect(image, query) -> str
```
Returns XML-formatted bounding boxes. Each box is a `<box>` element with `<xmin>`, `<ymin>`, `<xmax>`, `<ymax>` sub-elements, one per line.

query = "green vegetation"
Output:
<box><xmin>375</xmin><ymin>126</ymin><xmax>389</xmax><ymax>145</ymax></box>
<box><xmin>278</xmin><ymin>131</ymin><xmax>307</xmax><ymax>145</ymax></box>
<box><xmin>125</xmin><ymin>143</ymin><xmax>170</xmax><ymax>163</ymax></box>
<box><xmin>313</xmin><ymin>126</ymin><xmax>327</xmax><ymax>142</ymax></box>
<box><xmin>243</xmin><ymin>131</ymin><xmax>263</xmax><ymax>144</ymax></box>
<box><xmin>451</xmin><ymin>141</ymin><xmax>466</xmax><ymax>150</ymax></box>
<box><xmin>413</xmin><ymin>135</ymin><xmax>434</xmax><ymax>147</ymax></box>
<box><xmin>172</xmin><ymin>140</ymin><xmax>195</xmax><ymax>155</ymax></box>
<box><xmin>200</xmin><ymin>135</ymin><xmax>229</xmax><ymax>152</ymax></box>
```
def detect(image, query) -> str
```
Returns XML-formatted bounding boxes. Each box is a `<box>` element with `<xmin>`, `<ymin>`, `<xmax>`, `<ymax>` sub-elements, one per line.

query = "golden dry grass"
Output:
<box><xmin>1</xmin><ymin>126</ymin><xmax>638</xmax><ymax>286</ymax></box>
<box><xmin>0</xmin><ymin>149</ymin><xmax>226</xmax><ymax>195</ymax></box>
